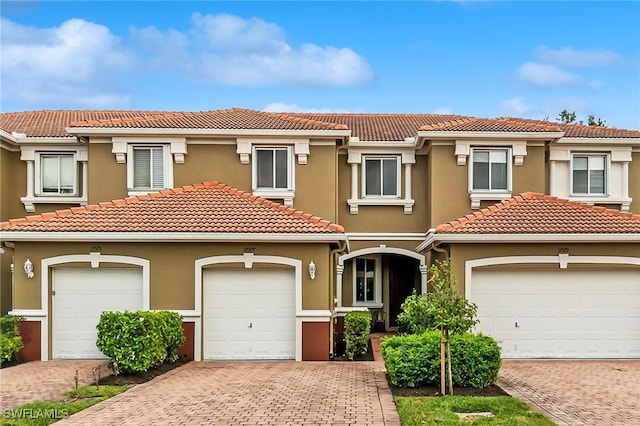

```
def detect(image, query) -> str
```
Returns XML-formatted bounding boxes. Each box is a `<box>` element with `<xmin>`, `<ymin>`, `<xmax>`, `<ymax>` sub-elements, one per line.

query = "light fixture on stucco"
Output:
<box><xmin>24</xmin><ymin>258</ymin><xmax>34</xmax><ymax>278</ymax></box>
<box><xmin>308</xmin><ymin>261</ymin><xmax>316</xmax><ymax>280</ymax></box>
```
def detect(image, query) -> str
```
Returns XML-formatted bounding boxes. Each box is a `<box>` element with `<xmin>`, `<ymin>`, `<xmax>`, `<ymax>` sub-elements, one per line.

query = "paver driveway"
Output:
<box><xmin>498</xmin><ymin>360</ymin><xmax>640</xmax><ymax>426</ymax></box>
<box><xmin>0</xmin><ymin>360</ymin><xmax>110</xmax><ymax>410</ymax></box>
<box><xmin>57</xmin><ymin>361</ymin><xmax>400</xmax><ymax>426</ymax></box>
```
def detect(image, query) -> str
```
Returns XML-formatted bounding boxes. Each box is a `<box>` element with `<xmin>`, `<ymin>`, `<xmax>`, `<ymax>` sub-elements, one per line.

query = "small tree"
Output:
<box><xmin>424</xmin><ymin>260</ymin><xmax>478</xmax><ymax>395</ymax></box>
<box><xmin>557</xmin><ymin>109</ymin><xmax>577</xmax><ymax>124</ymax></box>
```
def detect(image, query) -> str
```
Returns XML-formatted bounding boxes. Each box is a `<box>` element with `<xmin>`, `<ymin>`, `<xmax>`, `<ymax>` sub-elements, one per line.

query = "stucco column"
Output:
<box><xmin>420</xmin><ymin>265</ymin><xmax>428</xmax><ymax>295</ymax></box>
<box><xmin>350</xmin><ymin>163</ymin><xmax>358</xmax><ymax>200</ymax></box>
<box><xmin>549</xmin><ymin>160</ymin><xmax>556</xmax><ymax>196</ymax></box>
<box><xmin>81</xmin><ymin>161</ymin><xmax>88</xmax><ymax>201</ymax></box>
<box><xmin>404</xmin><ymin>163</ymin><xmax>412</xmax><ymax>201</ymax></box>
<box><xmin>26</xmin><ymin>160</ymin><xmax>34</xmax><ymax>198</ymax></box>
<box><xmin>336</xmin><ymin>264</ymin><xmax>344</xmax><ymax>307</ymax></box>
<box><xmin>622</xmin><ymin>161</ymin><xmax>629</xmax><ymax>199</ymax></box>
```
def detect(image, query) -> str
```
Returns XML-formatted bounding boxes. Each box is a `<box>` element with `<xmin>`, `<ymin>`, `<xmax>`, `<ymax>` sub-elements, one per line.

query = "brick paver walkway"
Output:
<box><xmin>0</xmin><ymin>360</ymin><xmax>110</xmax><ymax>410</ymax></box>
<box><xmin>498</xmin><ymin>360</ymin><xmax>640</xmax><ymax>426</ymax></box>
<box><xmin>55</xmin><ymin>361</ymin><xmax>400</xmax><ymax>425</ymax></box>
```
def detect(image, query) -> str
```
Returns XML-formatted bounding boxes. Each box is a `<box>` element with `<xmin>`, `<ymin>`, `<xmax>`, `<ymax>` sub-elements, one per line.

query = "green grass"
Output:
<box><xmin>395</xmin><ymin>396</ymin><xmax>556</xmax><ymax>426</ymax></box>
<box><xmin>1</xmin><ymin>385</ymin><xmax>128</xmax><ymax>426</ymax></box>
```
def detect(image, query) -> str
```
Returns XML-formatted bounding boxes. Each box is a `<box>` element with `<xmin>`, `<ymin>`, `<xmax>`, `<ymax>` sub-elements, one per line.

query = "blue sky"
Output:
<box><xmin>2</xmin><ymin>1</ymin><xmax>639</xmax><ymax>129</ymax></box>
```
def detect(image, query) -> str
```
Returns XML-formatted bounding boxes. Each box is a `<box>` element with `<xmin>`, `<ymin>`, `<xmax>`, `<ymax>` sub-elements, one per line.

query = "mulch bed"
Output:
<box><xmin>0</xmin><ymin>358</ymin><xmax>26</xmax><ymax>369</ymax></box>
<box><xmin>96</xmin><ymin>356</ymin><xmax>191</xmax><ymax>386</ymax></box>
<box><xmin>331</xmin><ymin>341</ymin><xmax>375</xmax><ymax>361</ymax></box>
<box><xmin>387</xmin><ymin>375</ymin><xmax>508</xmax><ymax>397</ymax></box>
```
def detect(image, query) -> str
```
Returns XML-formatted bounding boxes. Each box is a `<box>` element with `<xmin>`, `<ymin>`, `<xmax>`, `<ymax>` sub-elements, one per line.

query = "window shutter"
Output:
<box><xmin>133</xmin><ymin>148</ymin><xmax>151</xmax><ymax>188</ymax></box>
<box><xmin>151</xmin><ymin>148</ymin><xmax>165</xmax><ymax>188</ymax></box>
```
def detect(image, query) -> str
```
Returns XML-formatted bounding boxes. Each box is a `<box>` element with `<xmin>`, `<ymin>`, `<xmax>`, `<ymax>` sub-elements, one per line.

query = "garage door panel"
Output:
<box><xmin>204</xmin><ymin>269</ymin><xmax>295</xmax><ymax>360</ymax></box>
<box><xmin>471</xmin><ymin>269</ymin><xmax>640</xmax><ymax>358</ymax></box>
<box><xmin>53</xmin><ymin>268</ymin><xmax>143</xmax><ymax>359</ymax></box>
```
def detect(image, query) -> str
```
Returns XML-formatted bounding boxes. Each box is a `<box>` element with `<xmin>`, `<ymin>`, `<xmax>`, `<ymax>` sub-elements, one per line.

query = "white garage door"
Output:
<box><xmin>204</xmin><ymin>269</ymin><xmax>295</xmax><ymax>360</ymax></box>
<box><xmin>470</xmin><ymin>269</ymin><xmax>640</xmax><ymax>359</ymax></box>
<box><xmin>53</xmin><ymin>268</ymin><xmax>143</xmax><ymax>359</ymax></box>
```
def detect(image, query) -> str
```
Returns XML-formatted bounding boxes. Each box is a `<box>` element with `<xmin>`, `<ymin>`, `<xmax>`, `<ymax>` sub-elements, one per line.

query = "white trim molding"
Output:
<box><xmin>336</xmin><ymin>245</ymin><xmax>427</xmax><ymax>308</ymax></box>
<box><xmin>464</xmin><ymin>255</ymin><xmax>640</xmax><ymax>299</ymax></box>
<box><xmin>195</xmin><ymin>253</ymin><xmax>316</xmax><ymax>362</ymax></box>
<box><xmin>347</xmin><ymin>148</ymin><xmax>416</xmax><ymax>214</ymax></box>
<box><xmin>36</xmin><ymin>253</ymin><xmax>150</xmax><ymax>361</ymax></box>
<box><xmin>236</xmin><ymin>137</ymin><xmax>311</xmax><ymax>165</ymax></box>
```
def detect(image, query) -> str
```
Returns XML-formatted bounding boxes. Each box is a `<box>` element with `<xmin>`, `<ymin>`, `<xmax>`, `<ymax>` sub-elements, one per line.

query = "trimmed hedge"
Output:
<box><xmin>344</xmin><ymin>311</ymin><xmax>371</xmax><ymax>360</ymax></box>
<box><xmin>0</xmin><ymin>316</ymin><xmax>24</xmax><ymax>364</ymax></box>
<box><xmin>381</xmin><ymin>331</ymin><xmax>501</xmax><ymax>388</ymax></box>
<box><xmin>96</xmin><ymin>311</ymin><xmax>185</xmax><ymax>375</ymax></box>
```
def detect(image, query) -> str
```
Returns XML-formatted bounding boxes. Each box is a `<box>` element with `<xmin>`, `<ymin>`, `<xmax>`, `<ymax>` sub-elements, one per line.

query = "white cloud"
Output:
<box><xmin>500</xmin><ymin>97</ymin><xmax>533</xmax><ymax>115</ymax></box>
<box><xmin>133</xmin><ymin>13</ymin><xmax>374</xmax><ymax>87</ymax></box>
<box><xmin>1</xmin><ymin>17</ymin><xmax>134</xmax><ymax>108</ymax></box>
<box><xmin>535</xmin><ymin>46</ymin><xmax>623</xmax><ymax>68</ymax></box>
<box><xmin>263</xmin><ymin>103</ymin><xmax>357</xmax><ymax>113</ymax></box>
<box><xmin>433</xmin><ymin>107</ymin><xmax>454</xmax><ymax>114</ymax></box>
<box><xmin>515</xmin><ymin>62</ymin><xmax>581</xmax><ymax>87</ymax></box>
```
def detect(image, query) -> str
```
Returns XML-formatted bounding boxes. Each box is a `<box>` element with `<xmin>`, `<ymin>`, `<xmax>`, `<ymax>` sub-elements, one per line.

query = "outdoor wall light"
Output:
<box><xmin>24</xmin><ymin>258</ymin><xmax>34</xmax><ymax>279</ymax></box>
<box><xmin>308</xmin><ymin>261</ymin><xmax>316</xmax><ymax>280</ymax></box>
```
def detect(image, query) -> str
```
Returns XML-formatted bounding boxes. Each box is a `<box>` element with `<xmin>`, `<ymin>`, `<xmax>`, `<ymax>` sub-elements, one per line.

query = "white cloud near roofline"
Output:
<box><xmin>534</xmin><ymin>46</ymin><xmax>623</xmax><ymax>68</ymax></box>
<box><xmin>1</xmin><ymin>13</ymin><xmax>374</xmax><ymax>109</ymax></box>
<box><xmin>0</xmin><ymin>17</ymin><xmax>134</xmax><ymax>108</ymax></box>
<box><xmin>131</xmin><ymin>13</ymin><xmax>374</xmax><ymax>87</ymax></box>
<box><xmin>263</xmin><ymin>103</ymin><xmax>360</xmax><ymax>113</ymax></box>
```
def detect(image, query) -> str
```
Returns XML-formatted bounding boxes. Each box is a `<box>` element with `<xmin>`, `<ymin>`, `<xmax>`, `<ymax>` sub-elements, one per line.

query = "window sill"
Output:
<box><xmin>348</xmin><ymin>198</ymin><xmax>414</xmax><ymax>214</ymax></box>
<box><xmin>128</xmin><ymin>189</ymin><xmax>169</xmax><ymax>197</ymax></box>
<box><xmin>469</xmin><ymin>191</ymin><xmax>512</xmax><ymax>209</ymax></box>
<box><xmin>21</xmin><ymin>196</ymin><xmax>87</xmax><ymax>213</ymax></box>
<box><xmin>353</xmin><ymin>302</ymin><xmax>384</xmax><ymax>309</ymax></box>
<box><xmin>253</xmin><ymin>190</ymin><xmax>295</xmax><ymax>206</ymax></box>
<box><xmin>566</xmin><ymin>196</ymin><xmax>632</xmax><ymax>211</ymax></box>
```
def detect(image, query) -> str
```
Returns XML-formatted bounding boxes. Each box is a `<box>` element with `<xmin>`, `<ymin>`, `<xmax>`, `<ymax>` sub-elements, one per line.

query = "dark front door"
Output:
<box><xmin>388</xmin><ymin>256</ymin><xmax>418</xmax><ymax>327</ymax></box>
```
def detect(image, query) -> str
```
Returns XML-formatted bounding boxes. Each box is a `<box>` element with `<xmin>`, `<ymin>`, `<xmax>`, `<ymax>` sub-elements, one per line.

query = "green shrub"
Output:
<box><xmin>381</xmin><ymin>331</ymin><xmax>501</xmax><ymax>388</ymax></box>
<box><xmin>0</xmin><ymin>315</ymin><xmax>25</xmax><ymax>364</ymax></box>
<box><xmin>396</xmin><ymin>291</ymin><xmax>435</xmax><ymax>335</ymax></box>
<box><xmin>449</xmin><ymin>333</ymin><xmax>501</xmax><ymax>388</ymax></box>
<box><xmin>344</xmin><ymin>311</ymin><xmax>371</xmax><ymax>360</ymax></box>
<box><xmin>96</xmin><ymin>311</ymin><xmax>184</xmax><ymax>375</ymax></box>
<box><xmin>155</xmin><ymin>311</ymin><xmax>186</xmax><ymax>363</ymax></box>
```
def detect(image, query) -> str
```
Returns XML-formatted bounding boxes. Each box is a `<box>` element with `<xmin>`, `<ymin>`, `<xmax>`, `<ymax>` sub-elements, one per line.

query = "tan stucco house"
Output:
<box><xmin>1</xmin><ymin>109</ymin><xmax>639</xmax><ymax>361</ymax></box>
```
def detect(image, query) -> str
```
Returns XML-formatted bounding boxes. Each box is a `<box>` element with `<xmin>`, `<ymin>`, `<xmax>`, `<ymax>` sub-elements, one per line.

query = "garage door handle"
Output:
<box><xmin>515</xmin><ymin>322</ymin><xmax>519</xmax><ymax>328</ymax></box>
<box><xmin>248</xmin><ymin>322</ymin><xmax>252</xmax><ymax>329</ymax></box>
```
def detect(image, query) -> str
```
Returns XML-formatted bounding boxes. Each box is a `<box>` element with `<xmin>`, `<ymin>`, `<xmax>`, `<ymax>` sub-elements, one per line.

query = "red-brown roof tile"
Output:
<box><xmin>0</xmin><ymin>182</ymin><xmax>345</xmax><ymax>234</ymax></box>
<box><xmin>436</xmin><ymin>193</ymin><xmax>640</xmax><ymax>234</ymax></box>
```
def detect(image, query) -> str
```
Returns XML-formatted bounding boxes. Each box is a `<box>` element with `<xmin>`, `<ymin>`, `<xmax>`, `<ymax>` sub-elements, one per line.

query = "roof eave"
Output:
<box><xmin>554</xmin><ymin>137</ymin><xmax>640</xmax><ymax>145</ymax></box>
<box><xmin>0</xmin><ymin>231</ymin><xmax>347</xmax><ymax>243</ymax></box>
<box><xmin>66</xmin><ymin>127</ymin><xmax>352</xmax><ymax>138</ymax></box>
<box><xmin>422</xmin><ymin>233</ymin><xmax>640</xmax><ymax>244</ymax></box>
<box><xmin>416</xmin><ymin>131</ymin><xmax>565</xmax><ymax>140</ymax></box>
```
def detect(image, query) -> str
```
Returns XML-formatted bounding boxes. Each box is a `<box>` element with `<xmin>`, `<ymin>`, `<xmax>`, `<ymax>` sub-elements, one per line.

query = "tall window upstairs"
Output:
<box><xmin>468</xmin><ymin>147</ymin><xmax>513</xmax><ymax>209</ymax></box>
<box><xmin>572</xmin><ymin>154</ymin><xmax>606</xmax><ymax>195</ymax></box>
<box><xmin>252</xmin><ymin>146</ymin><xmax>294</xmax><ymax>206</ymax></box>
<box><xmin>363</xmin><ymin>156</ymin><xmax>400</xmax><ymax>198</ymax></box>
<box><xmin>127</xmin><ymin>145</ymin><xmax>173</xmax><ymax>195</ymax></box>
<box><xmin>38</xmin><ymin>154</ymin><xmax>76</xmax><ymax>195</ymax></box>
<box><xmin>20</xmin><ymin>147</ymin><xmax>88</xmax><ymax>212</ymax></box>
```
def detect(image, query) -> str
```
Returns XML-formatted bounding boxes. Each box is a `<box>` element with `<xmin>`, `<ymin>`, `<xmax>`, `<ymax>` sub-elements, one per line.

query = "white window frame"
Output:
<box><xmin>251</xmin><ymin>146</ymin><xmax>295</xmax><ymax>205</ymax></box>
<box><xmin>361</xmin><ymin>155</ymin><xmax>401</xmax><ymax>199</ymax></box>
<box><xmin>352</xmin><ymin>255</ymin><xmax>383</xmax><ymax>308</ymax></box>
<box><xmin>468</xmin><ymin>147</ymin><xmax>512</xmax><ymax>193</ymax></box>
<box><xmin>126</xmin><ymin>144</ymin><xmax>173</xmax><ymax>195</ymax></box>
<box><xmin>35</xmin><ymin>152</ymin><xmax>78</xmax><ymax>197</ymax></box>
<box><xmin>570</xmin><ymin>153</ymin><xmax>609</xmax><ymax>196</ymax></box>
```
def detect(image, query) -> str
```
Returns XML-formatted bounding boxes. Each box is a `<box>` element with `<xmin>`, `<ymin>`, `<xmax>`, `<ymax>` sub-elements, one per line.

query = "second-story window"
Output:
<box><xmin>363</xmin><ymin>156</ymin><xmax>400</xmax><ymax>197</ymax></box>
<box><xmin>472</xmin><ymin>148</ymin><xmax>509</xmax><ymax>191</ymax></box>
<box><xmin>128</xmin><ymin>145</ymin><xmax>172</xmax><ymax>191</ymax></box>
<box><xmin>37</xmin><ymin>153</ymin><xmax>76</xmax><ymax>196</ymax></box>
<box><xmin>254</xmin><ymin>147</ymin><xmax>292</xmax><ymax>190</ymax></box>
<box><xmin>572</xmin><ymin>154</ymin><xmax>606</xmax><ymax>195</ymax></box>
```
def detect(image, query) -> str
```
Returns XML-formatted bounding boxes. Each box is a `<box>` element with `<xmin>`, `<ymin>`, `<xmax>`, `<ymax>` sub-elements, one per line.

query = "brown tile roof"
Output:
<box><xmin>68</xmin><ymin>108</ymin><xmax>349</xmax><ymax>132</ymax></box>
<box><xmin>2</xmin><ymin>109</ymin><xmax>639</xmax><ymax>140</ymax></box>
<box><xmin>285</xmin><ymin>113</ymin><xmax>465</xmax><ymax>141</ymax></box>
<box><xmin>0</xmin><ymin>182</ymin><xmax>344</xmax><ymax>234</ymax></box>
<box><xmin>436</xmin><ymin>193</ymin><xmax>640</xmax><ymax>234</ymax></box>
